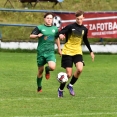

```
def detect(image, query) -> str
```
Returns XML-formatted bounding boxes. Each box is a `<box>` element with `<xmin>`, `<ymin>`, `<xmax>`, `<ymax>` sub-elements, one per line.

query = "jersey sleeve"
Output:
<box><xmin>59</xmin><ymin>24</ymin><xmax>71</xmax><ymax>34</ymax></box>
<box><xmin>83</xmin><ymin>28</ymin><xmax>92</xmax><ymax>52</ymax></box>
<box><xmin>31</xmin><ymin>27</ymin><xmax>41</xmax><ymax>35</ymax></box>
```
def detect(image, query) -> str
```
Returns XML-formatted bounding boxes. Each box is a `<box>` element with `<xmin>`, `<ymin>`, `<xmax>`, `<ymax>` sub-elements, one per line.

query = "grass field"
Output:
<box><xmin>0</xmin><ymin>51</ymin><xmax>117</xmax><ymax>117</ymax></box>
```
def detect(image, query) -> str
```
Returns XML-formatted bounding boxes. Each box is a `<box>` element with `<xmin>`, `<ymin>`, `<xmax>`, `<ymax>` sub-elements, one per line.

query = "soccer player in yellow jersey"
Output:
<box><xmin>58</xmin><ymin>10</ymin><xmax>95</xmax><ymax>97</ymax></box>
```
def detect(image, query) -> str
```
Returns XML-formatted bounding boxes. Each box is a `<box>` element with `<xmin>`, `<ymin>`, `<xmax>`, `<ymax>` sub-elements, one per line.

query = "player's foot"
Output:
<box><xmin>67</xmin><ymin>84</ymin><xmax>75</xmax><ymax>96</ymax></box>
<box><xmin>37</xmin><ymin>87</ymin><xmax>42</xmax><ymax>92</ymax></box>
<box><xmin>58</xmin><ymin>88</ymin><xmax>63</xmax><ymax>97</ymax></box>
<box><xmin>45</xmin><ymin>66</ymin><xmax>50</xmax><ymax>80</ymax></box>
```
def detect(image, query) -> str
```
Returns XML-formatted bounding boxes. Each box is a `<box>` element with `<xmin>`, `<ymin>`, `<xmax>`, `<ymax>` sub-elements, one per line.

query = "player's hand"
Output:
<box><xmin>90</xmin><ymin>52</ymin><xmax>95</xmax><ymax>61</ymax></box>
<box><xmin>59</xmin><ymin>34</ymin><xmax>65</xmax><ymax>40</ymax></box>
<box><xmin>58</xmin><ymin>49</ymin><xmax>62</xmax><ymax>57</ymax></box>
<box><xmin>37</xmin><ymin>33</ymin><xmax>43</xmax><ymax>37</ymax></box>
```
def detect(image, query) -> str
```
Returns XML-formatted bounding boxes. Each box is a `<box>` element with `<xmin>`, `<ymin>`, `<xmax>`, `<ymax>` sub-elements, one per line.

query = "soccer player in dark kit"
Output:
<box><xmin>58</xmin><ymin>10</ymin><xmax>95</xmax><ymax>97</ymax></box>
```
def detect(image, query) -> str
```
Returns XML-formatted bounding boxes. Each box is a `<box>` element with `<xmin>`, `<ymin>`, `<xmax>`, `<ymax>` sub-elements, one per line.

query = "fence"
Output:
<box><xmin>0</xmin><ymin>8</ymin><xmax>117</xmax><ymax>52</ymax></box>
<box><xmin>0</xmin><ymin>8</ymin><xmax>117</xmax><ymax>38</ymax></box>
<box><xmin>0</xmin><ymin>8</ymin><xmax>58</xmax><ymax>27</ymax></box>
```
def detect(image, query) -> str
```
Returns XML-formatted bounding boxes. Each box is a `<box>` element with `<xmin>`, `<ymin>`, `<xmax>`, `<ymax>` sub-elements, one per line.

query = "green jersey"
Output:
<box><xmin>32</xmin><ymin>24</ymin><xmax>58</xmax><ymax>54</ymax></box>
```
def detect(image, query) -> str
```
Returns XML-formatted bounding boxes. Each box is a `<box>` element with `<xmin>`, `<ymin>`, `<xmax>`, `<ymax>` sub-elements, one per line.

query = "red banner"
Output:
<box><xmin>53</xmin><ymin>11</ymin><xmax>117</xmax><ymax>38</ymax></box>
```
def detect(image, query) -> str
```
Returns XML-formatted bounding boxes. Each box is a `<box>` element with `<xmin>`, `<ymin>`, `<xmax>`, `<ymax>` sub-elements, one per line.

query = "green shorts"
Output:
<box><xmin>37</xmin><ymin>52</ymin><xmax>56</xmax><ymax>67</ymax></box>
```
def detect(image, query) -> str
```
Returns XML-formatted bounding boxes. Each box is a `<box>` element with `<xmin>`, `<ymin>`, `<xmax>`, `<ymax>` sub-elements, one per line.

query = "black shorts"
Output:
<box><xmin>61</xmin><ymin>54</ymin><xmax>85</xmax><ymax>69</ymax></box>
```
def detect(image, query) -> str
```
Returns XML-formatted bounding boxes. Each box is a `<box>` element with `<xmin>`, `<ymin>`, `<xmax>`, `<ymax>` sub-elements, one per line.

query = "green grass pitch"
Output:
<box><xmin>0</xmin><ymin>52</ymin><xmax>117</xmax><ymax>117</ymax></box>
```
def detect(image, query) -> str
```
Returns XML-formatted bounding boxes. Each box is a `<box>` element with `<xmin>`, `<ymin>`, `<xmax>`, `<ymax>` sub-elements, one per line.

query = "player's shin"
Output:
<box><xmin>59</xmin><ymin>82</ymin><xmax>66</xmax><ymax>90</ymax></box>
<box><xmin>69</xmin><ymin>75</ymin><xmax>78</xmax><ymax>85</ymax></box>
<box><xmin>37</xmin><ymin>77</ymin><xmax>42</xmax><ymax>92</ymax></box>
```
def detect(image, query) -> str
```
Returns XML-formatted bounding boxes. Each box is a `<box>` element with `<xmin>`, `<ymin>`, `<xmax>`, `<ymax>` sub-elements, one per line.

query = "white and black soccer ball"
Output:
<box><xmin>57</xmin><ymin>72</ymin><xmax>68</xmax><ymax>83</ymax></box>
<box><xmin>53</xmin><ymin>16</ymin><xmax>61</xmax><ymax>28</ymax></box>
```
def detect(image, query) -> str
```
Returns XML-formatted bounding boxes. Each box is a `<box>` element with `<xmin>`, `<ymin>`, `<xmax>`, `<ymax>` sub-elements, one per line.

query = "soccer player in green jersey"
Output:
<box><xmin>30</xmin><ymin>12</ymin><xmax>61</xmax><ymax>92</ymax></box>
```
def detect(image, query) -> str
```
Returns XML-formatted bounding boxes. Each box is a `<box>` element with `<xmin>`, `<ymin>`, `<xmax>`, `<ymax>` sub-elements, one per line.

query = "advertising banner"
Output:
<box><xmin>53</xmin><ymin>11</ymin><xmax>117</xmax><ymax>38</ymax></box>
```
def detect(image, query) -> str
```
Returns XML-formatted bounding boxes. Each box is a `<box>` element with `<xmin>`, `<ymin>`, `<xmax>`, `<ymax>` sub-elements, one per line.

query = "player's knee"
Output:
<box><xmin>50</xmin><ymin>68</ymin><xmax>55</xmax><ymax>71</ymax></box>
<box><xmin>49</xmin><ymin>66</ymin><xmax>56</xmax><ymax>71</ymax></box>
<box><xmin>67</xmin><ymin>73</ymin><xmax>72</xmax><ymax>78</ymax></box>
<box><xmin>38</xmin><ymin>69</ymin><xmax>44</xmax><ymax>76</ymax></box>
<box><xmin>77</xmin><ymin>68</ymin><xmax>82</xmax><ymax>74</ymax></box>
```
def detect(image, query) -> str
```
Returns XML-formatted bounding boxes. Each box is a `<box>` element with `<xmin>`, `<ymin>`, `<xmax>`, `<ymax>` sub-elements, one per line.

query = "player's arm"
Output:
<box><xmin>59</xmin><ymin>25</ymin><xmax>71</xmax><ymax>40</ymax></box>
<box><xmin>30</xmin><ymin>27</ymin><xmax>43</xmax><ymax>39</ymax></box>
<box><xmin>55</xmin><ymin>38</ymin><xmax>62</xmax><ymax>56</ymax></box>
<box><xmin>55</xmin><ymin>29</ymin><xmax>62</xmax><ymax>56</ymax></box>
<box><xmin>83</xmin><ymin>29</ymin><xmax>95</xmax><ymax>61</ymax></box>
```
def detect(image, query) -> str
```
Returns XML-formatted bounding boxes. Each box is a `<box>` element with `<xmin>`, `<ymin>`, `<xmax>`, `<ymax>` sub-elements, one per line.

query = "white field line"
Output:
<box><xmin>0</xmin><ymin>96</ymin><xmax>116</xmax><ymax>101</ymax></box>
<box><xmin>61</xmin><ymin>16</ymin><xmax>117</xmax><ymax>23</ymax></box>
<box><xmin>0</xmin><ymin>97</ymin><xmax>55</xmax><ymax>101</ymax></box>
<box><xmin>13</xmin><ymin>112</ymin><xmax>117</xmax><ymax>117</ymax></box>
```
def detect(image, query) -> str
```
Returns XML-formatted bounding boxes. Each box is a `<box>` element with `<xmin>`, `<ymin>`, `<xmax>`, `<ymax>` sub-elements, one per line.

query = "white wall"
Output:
<box><xmin>0</xmin><ymin>41</ymin><xmax>117</xmax><ymax>53</ymax></box>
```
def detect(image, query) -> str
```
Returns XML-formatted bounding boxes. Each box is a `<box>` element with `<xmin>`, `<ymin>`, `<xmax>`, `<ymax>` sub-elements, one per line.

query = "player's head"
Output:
<box><xmin>44</xmin><ymin>12</ymin><xmax>54</xmax><ymax>26</ymax></box>
<box><xmin>75</xmin><ymin>10</ymin><xmax>84</xmax><ymax>25</ymax></box>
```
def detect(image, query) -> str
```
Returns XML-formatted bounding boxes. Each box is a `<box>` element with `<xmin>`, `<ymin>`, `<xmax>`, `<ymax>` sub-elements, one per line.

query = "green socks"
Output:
<box><xmin>37</xmin><ymin>77</ymin><xmax>42</xmax><ymax>87</ymax></box>
<box><xmin>45</xmin><ymin>66</ymin><xmax>51</xmax><ymax>74</ymax></box>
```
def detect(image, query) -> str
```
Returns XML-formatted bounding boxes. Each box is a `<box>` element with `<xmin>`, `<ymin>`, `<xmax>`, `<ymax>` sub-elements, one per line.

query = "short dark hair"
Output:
<box><xmin>75</xmin><ymin>10</ymin><xmax>84</xmax><ymax>17</ymax></box>
<box><xmin>44</xmin><ymin>12</ymin><xmax>54</xmax><ymax>18</ymax></box>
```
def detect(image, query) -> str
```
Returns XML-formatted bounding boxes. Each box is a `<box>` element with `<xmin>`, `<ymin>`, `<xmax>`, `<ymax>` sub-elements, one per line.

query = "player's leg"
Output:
<box><xmin>37</xmin><ymin>66</ymin><xmax>44</xmax><ymax>92</ymax></box>
<box><xmin>45</xmin><ymin>61</ymin><xmax>56</xmax><ymax>79</ymax></box>
<box><xmin>48</xmin><ymin>61</ymin><xmax>56</xmax><ymax>71</ymax></box>
<box><xmin>59</xmin><ymin>67</ymin><xmax>72</xmax><ymax>90</ymax></box>
<box><xmin>67</xmin><ymin>55</ymin><xmax>84</xmax><ymax>96</ymax></box>
<box><xmin>72</xmin><ymin>55</ymin><xmax>84</xmax><ymax>84</ymax></box>
<box><xmin>37</xmin><ymin>53</ymin><xmax>46</xmax><ymax>92</ymax></box>
<box><xmin>45</xmin><ymin>53</ymin><xmax>56</xmax><ymax>79</ymax></box>
<box><xmin>58</xmin><ymin>55</ymin><xmax>73</xmax><ymax>97</ymax></box>
<box><xmin>74</xmin><ymin>61</ymin><xmax>83</xmax><ymax>78</ymax></box>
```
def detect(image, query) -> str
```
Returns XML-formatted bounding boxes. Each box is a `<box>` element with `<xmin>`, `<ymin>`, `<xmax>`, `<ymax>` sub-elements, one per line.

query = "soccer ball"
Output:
<box><xmin>53</xmin><ymin>16</ymin><xmax>62</xmax><ymax>28</ymax></box>
<box><xmin>57</xmin><ymin>72</ymin><xmax>68</xmax><ymax>83</ymax></box>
